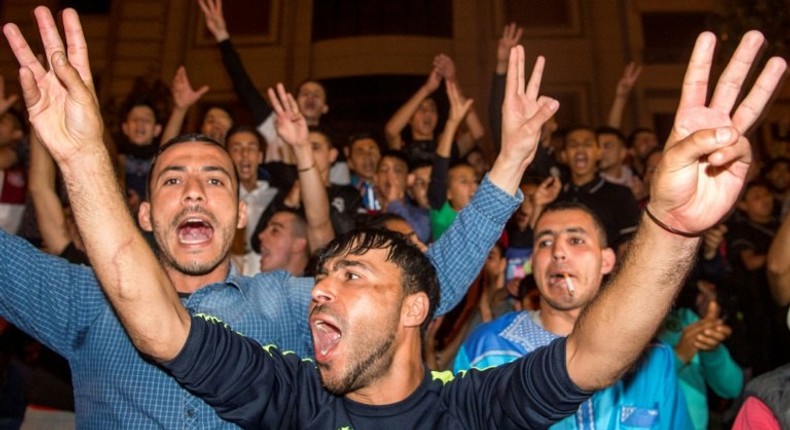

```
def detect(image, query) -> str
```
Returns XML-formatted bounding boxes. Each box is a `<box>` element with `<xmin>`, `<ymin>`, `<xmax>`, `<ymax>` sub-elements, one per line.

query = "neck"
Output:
<box><xmin>242</xmin><ymin>179</ymin><xmax>258</xmax><ymax>193</ymax></box>
<box><xmin>538</xmin><ymin>301</ymin><xmax>582</xmax><ymax>336</ymax></box>
<box><xmin>749</xmin><ymin>213</ymin><xmax>772</xmax><ymax>224</ymax></box>
<box><xmin>166</xmin><ymin>260</ymin><xmax>231</xmax><ymax>294</ymax></box>
<box><xmin>571</xmin><ymin>171</ymin><xmax>596</xmax><ymax>186</ymax></box>
<box><xmin>286</xmin><ymin>254</ymin><xmax>309</xmax><ymax>277</ymax></box>
<box><xmin>602</xmin><ymin>164</ymin><xmax>622</xmax><ymax>178</ymax></box>
<box><xmin>345</xmin><ymin>331</ymin><xmax>424</xmax><ymax>405</ymax></box>
<box><xmin>411</xmin><ymin>131</ymin><xmax>433</xmax><ymax>141</ymax></box>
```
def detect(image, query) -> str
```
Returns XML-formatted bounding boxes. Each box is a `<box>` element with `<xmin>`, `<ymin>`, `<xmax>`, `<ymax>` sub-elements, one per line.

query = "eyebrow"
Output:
<box><xmin>535</xmin><ymin>226</ymin><xmax>589</xmax><ymax>240</ymax></box>
<box><xmin>156</xmin><ymin>165</ymin><xmax>234</xmax><ymax>183</ymax></box>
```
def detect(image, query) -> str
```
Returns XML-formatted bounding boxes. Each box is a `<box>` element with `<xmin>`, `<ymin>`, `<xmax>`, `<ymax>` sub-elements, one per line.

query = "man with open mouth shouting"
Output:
<box><xmin>2</xmin><ymin>5</ymin><xmax>539</xmax><ymax>429</ymax></box>
<box><xmin>4</xmin><ymin>4</ymin><xmax>786</xmax><ymax>429</ymax></box>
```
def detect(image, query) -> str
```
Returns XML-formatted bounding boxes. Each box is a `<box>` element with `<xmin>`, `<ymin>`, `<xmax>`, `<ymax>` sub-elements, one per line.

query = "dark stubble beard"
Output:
<box><xmin>318</xmin><ymin>310</ymin><xmax>399</xmax><ymax>396</ymax></box>
<box><xmin>153</xmin><ymin>207</ymin><xmax>235</xmax><ymax>276</ymax></box>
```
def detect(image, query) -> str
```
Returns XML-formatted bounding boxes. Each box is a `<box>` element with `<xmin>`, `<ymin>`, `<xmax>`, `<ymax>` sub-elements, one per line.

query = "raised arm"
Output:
<box><xmin>198</xmin><ymin>0</ymin><xmax>272</xmax><ymax>125</ymax></box>
<box><xmin>434</xmin><ymin>54</ymin><xmax>484</xmax><ymax>156</ymax></box>
<box><xmin>435</xmin><ymin>81</ymin><xmax>473</xmax><ymax>158</ymax></box>
<box><xmin>28</xmin><ymin>125</ymin><xmax>72</xmax><ymax>254</ymax></box>
<box><xmin>606</xmin><ymin>62</ymin><xmax>642</xmax><ymax>128</ymax></box>
<box><xmin>0</xmin><ymin>75</ymin><xmax>19</xmax><ymax>115</ymax></box>
<box><xmin>768</xmin><ymin>213</ymin><xmax>790</xmax><ymax>306</ymax></box>
<box><xmin>3</xmin><ymin>7</ymin><xmax>190</xmax><ymax>360</ymax></box>
<box><xmin>565</xmin><ymin>31</ymin><xmax>787</xmax><ymax>391</ymax></box>
<box><xmin>160</xmin><ymin>66</ymin><xmax>209</xmax><ymax>144</ymax></box>
<box><xmin>489</xmin><ymin>46</ymin><xmax>558</xmax><ymax>195</ymax></box>
<box><xmin>267</xmin><ymin>83</ymin><xmax>334</xmax><ymax>251</ymax></box>
<box><xmin>384</xmin><ymin>68</ymin><xmax>442</xmax><ymax>150</ymax></box>
<box><xmin>489</xmin><ymin>23</ymin><xmax>523</xmax><ymax>153</ymax></box>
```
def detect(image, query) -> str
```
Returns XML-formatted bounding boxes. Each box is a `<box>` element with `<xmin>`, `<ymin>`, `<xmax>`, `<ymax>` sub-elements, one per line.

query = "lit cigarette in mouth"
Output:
<box><xmin>563</xmin><ymin>273</ymin><xmax>575</xmax><ymax>296</ymax></box>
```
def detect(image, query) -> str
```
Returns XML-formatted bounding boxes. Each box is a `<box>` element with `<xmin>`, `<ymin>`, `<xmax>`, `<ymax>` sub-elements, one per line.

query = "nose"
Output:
<box><xmin>182</xmin><ymin>176</ymin><xmax>206</xmax><ymax>203</ymax></box>
<box><xmin>311</xmin><ymin>277</ymin><xmax>335</xmax><ymax>304</ymax></box>
<box><xmin>551</xmin><ymin>239</ymin><xmax>567</xmax><ymax>261</ymax></box>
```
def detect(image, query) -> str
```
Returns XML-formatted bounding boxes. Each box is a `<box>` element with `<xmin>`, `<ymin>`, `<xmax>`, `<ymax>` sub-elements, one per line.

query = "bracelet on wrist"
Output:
<box><xmin>297</xmin><ymin>162</ymin><xmax>316</xmax><ymax>173</ymax></box>
<box><xmin>644</xmin><ymin>206</ymin><xmax>701</xmax><ymax>238</ymax></box>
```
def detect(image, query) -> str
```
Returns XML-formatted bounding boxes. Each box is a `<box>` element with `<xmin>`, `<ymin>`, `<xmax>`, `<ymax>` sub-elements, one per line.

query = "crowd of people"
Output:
<box><xmin>0</xmin><ymin>2</ymin><xmax>788</xmax><ymax>429</ymax></box>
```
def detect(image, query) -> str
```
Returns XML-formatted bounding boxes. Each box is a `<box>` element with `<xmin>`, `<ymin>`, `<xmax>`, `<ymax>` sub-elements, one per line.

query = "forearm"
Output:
<box><xmin>28</xmin><ymin>132</ymin><xmax>70</xmax><ymax>254</ymax></box>
<box><xmin>385</xmin><ymin>86</ymin><xmax>433</xmax><ymax>147</ymax></box>
<box><xmin>218</xmin><ymin>39</ymin><xmax>271</xmax><ymax>125</ymax></box>
<box><xmin>428</xmin><ymin>155</ymin><xmax>450</xmax><ymax>209</ymax></box>
<box><xmin>606</xmin><ymin>94</ymin><xmax>628</xmax><ymax>128</ymax></box>
<box><xmin>160</xmin><ymin>105</ymin><xmax>188</xmax><ymax>145</ymax></box>
<box><xmin>566</xmin><ymin>214</ymin><xmax>700</xmax><ymax>390</ymax></box>
<box><xmin>767</xmin><ymin>215</ymin><xmax>790</xmax><ymax>279</ymax></box>
<box><xmin>59</xmin><ymin>146</ymin><xmax>190</xmax><ymax>360</ymax></box>
<box><xmin>436</xmin><ymin>119</ymin><xmax>460</xmax><ymax>158</ymax></box>
<box><xmin>293</xmin><ymin>147</ymin><xmax>333</xmax><ymax>252</ymax></box>
<box><xmin>0</xmin><ymin>146</ymin><xmax>18</xmax><ymax>170</ymax></box>
<box><xmin>488</xmin><ymin>73</ymin><xmax>506</xmax><ymax>154</ymax></box>
<box><xmin>700</xmin><ymin>346</ymin><xmax>744</xmax><ymax>398</ymax></box>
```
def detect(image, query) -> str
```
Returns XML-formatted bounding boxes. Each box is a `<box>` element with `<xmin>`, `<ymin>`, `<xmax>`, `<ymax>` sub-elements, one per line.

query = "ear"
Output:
<box><xmin>121</xmin><ymin>122</ymin><xmax>131</xmax><ymax>138</ymax></box>
<box><xmin>600</xmin><ymin>247</ymin><xmax>616</xmax><ymax>275</ymax></box>
<box><xmin>344</xmin><ymin>146</ymin><xmax>351</xmax><ymax>160</ymax></box>
<box><xmin>321</xmin><ymin>104</ymin><xmax>329</xmax><ymax>115</ymax></box>
<box><xmin>407</xmin><ymin>173</ymin><xmax>415</xmax><ymax>187</ymax></box>
<box><xmin>292</xmin><ymin>237</ymin><xmax>308</xmax><ymax>254</ymax></box>
<box><xmin>737</xmin><ymin>200</ymin><xmax>748</xmax><ymax>211</ymax></box>
<box><xmin>237</xmin><ymin>200</ymin><xmax>248</xmax><ymax>230</ymax></box>
<box><xmin>153</xmin><ymin>124</ymin><xmax>163</xmax><ymax>137</ymax></box>
<box><xmin>11</xmin><ymin>129</ymin><xmax>24</xmax><ymax>141</ymax></box>
<box><xmin>329</xmin><ymin>148</ymin><xmax>338</xmax><ymax>164</ymax></box>
<box><xmin>401</xmin><ymin>292</ymin><xmax>429</xmax><ymax>328</ymax></box>
<box><xmin>138</xmin><ymin>202</ymin><xmax>153</xmax><ymax>232</ymax></box>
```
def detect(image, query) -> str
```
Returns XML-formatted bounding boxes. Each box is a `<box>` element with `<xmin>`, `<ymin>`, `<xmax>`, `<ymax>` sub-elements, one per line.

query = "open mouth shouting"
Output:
<box><xmin>311</xmin><ymin>311</ymin><xmax>342</xmax><ymax>363</ymax></box>
<box><xmin>177</xmin><ymin>217</ymin><xmax>214</xmax><ymax>245</ymax></box>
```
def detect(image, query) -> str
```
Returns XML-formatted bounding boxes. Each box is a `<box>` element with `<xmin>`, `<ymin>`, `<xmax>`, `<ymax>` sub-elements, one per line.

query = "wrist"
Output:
<box><xmin>644</xmin><ymin>205</ymin><xmax>702</xmax><ymax>238</ymax></box>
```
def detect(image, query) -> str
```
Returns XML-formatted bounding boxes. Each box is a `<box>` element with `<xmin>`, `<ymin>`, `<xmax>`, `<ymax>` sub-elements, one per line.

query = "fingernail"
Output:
<box><xmin>547</xmin><ymin>99</ymin><xmax>559</xmax><ymax>112</ymax></box>
<box><xmin>716</xmin><ymin>127</ymin><xmax>732</xmax><ymax>142</ymax></box>
<box><xmin>54</xmin><ymin>51</ymin><xmax>66</xmax><ymax>66</ymax></box>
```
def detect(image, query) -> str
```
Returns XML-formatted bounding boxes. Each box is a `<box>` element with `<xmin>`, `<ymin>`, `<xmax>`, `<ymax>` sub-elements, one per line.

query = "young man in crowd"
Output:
<box><xmin>6</xmin><ymin>6</ymin><xmax>784</xmax><ymax>427</ymax></box>
<box><xmin>0</xmin><ymin>6</ymin><xmax>546</xmax><ymax>428</ymax></box>
<box><xmin>455</xmin><ymin>202</ymin><xmax>693</xmax><ymax>429</ymax></box>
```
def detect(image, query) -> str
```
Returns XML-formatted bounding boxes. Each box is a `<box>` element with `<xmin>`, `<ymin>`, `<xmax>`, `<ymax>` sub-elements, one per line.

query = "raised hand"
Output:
<box><xmin>423</xmin><ymin>68</ymin><xmax>443</xmax><ymax>94</ymax></box>
<box><xmin>533</xmin><ymin>176</ymin><xmax>561</xmax><ymax>208</ymax></box>
<box><xmin>615</xmin><ymin>62</ymin><xmax>642</xmax><ymax>97</ymax></box>
<box><xmin>648</xmin><ymin>31</ymin><xmax>787</xmax><ymax>235</ymax></box>
<box><xmin>197</xmin><ymin>0</ymin><xmax>229</xmax><ymax>42</ymax></box>
<box><xmin>171</xmin><ymin>66</ymin><xmax>209</xmax><ymax>109</ymax></box>
<box><xmin>499</xmin><ymin>46</ymin><xmax>559</xmax><ymax>173</ymax></box>
<box><xmin>433</xmin><ymin>54</ymin><xmax>457</xmax><ymax>83</ymax></box>
<box><xmin>496</xmin><ymin>23</ymin><xmax>524</xmax><ymax>71</ymax></box>
<box><xmin>3</xmin><ymin>7</ymin><xmax>103</xmax><ymax>163</ymax></box>
<box><xmin>446</xmin><ymin>81</ymin><xmax>473</xmax><ymax>124</ymax></box>
<box><xmin>267</xmin><ymin>83</ymin><xmax>308</xmax><ymax>150</ymax></box>
<box><xmin>0</xmin><ymin>76</ymin><xmax>19</xmax><ymax>114</ymax></box>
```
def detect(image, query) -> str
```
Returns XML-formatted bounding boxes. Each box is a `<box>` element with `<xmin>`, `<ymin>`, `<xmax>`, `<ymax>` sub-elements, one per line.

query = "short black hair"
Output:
<box><xmin>225</xmin><ymin>125</ymin><xmax>267</xmax><ymax>155</ymax></box>
<box><xmin>122</xmin><ymin>101</ymin><xmax>161</xmax><ymax>124</ymax></box>
<box><xmin>378</xmin><ymin>150</ymin><xmax>411</xmax><ymax>171</ymax></box>
<box><xmin>595</xmin><ymin>126</ymin><xmax>626</xmax><ymax>145</ymax></box>
<box><xmin>559</xmin><ymin>125</ymin><xmax>596</xmax><ymax>150</ymax></box>
<box><xmin>626</xmin><ymin>128</ymin><xmax>655</xmax><ymax>149</ymax></box>
<box><xmin>145</xmin><ymin>133</ymin><xmax>240</xmax><ymax>200</ymax></box>
<box><xmin>534</xmin><ymin>201</ymin><xmax>609</xmax><ymax>248</ymax></box>
<box><xmin>315</xmin><ymin>229</ymin><xmax>439</xmax><ymax>333</ymax></box>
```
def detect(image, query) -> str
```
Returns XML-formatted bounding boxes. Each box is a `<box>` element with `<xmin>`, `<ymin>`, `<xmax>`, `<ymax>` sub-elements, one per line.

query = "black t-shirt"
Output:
<box><xmin>163</xmin><ymin>316</ymin><xmax>590</xmax><ymax>429</ymax></box>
